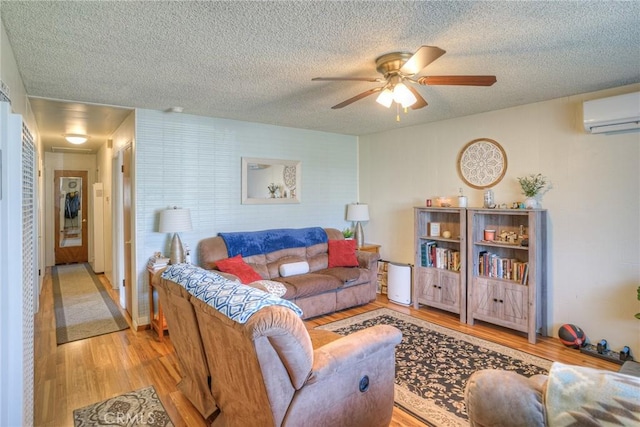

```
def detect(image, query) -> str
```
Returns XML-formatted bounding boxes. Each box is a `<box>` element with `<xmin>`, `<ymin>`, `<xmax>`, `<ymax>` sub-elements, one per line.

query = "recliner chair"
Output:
<box><xmin>158</xmin><ymin>271</ymin><xmax>402</xmax><ymax>426</ymax></box>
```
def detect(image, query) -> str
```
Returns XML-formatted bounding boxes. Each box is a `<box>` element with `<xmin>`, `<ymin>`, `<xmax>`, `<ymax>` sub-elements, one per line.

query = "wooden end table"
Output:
<box><xmin>148</xmin><ymin>268</ymin><xmax>168</xmax><ymax>341</ymax></box>
<box><xmin>357</xmin><ymin>243</ymin><xmax>381</xmax><ymax>254</ymax></box>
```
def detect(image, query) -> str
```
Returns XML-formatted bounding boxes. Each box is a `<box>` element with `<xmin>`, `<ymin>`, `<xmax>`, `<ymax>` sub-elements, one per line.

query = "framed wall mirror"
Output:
<box><xmin>242</xmin><ymin>157</ymin><xmax>301</xmax><ymax>204</ymax></box>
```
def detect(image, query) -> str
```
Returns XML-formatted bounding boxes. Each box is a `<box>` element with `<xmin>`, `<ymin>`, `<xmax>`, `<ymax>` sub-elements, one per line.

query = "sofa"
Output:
<box><xmin>465</xmin><ymin>360</ymin><xmax>640</xmax><ymax>426</ymax></box>
<box><xmin>157</xmin><ymin>264</ymin><xmax>402</xmax><ymax>426</ymax></box>
<box><xmin>198</xmin><ymin>227</ymin><xmax>380</xmax><ymax>319</ymax></box>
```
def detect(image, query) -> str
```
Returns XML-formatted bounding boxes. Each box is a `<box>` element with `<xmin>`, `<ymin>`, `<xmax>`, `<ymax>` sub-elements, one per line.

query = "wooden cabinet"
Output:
<box><xmin>413</xmin><ymin>207</ymin><xmax>466</xmax><ymax>322</ymax></box>
<box><xmin>466</xmin><ymin>208</ymin><xmax>547</xmax><ymax>343</ymax></box>
<box><xmin>415</xmin><ymin>268</ymin><xmax>460</xmax><ymax>311</ymax></box>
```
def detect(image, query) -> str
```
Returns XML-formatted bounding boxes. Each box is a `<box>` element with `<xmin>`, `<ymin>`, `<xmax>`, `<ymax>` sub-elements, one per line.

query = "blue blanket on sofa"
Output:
<box><xmin>219</xmin><ymin>227</ymin><xmax>328</xmax><ymax>258</ymax></box>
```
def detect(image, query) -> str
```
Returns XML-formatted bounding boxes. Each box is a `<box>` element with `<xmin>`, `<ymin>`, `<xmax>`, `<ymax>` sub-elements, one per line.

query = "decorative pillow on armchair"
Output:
<box><xmin>328</xmin><ymin>239</ymin><xmax>359</xmax><ymax>267</ymax></box>
<box><xmin>216</xmin><ymin>254</ymin><xmax>262</xmax><ymax>284</ymax></box>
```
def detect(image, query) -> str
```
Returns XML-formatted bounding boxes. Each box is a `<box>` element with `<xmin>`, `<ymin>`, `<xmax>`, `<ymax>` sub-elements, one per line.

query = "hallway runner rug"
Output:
<box><xmin>73</xmin><ymin>385</ymin><xmax>173</xmax><ymax>427</ymax></box>
<box><xmin>317</xmin><ymin>308</ymin><xmax>552</xmax><ymax>427</ymax></box>
<box><xmin>53</xmin><ymin>263</ymin><xmax>128</xmax><ymax>344</ymax></box>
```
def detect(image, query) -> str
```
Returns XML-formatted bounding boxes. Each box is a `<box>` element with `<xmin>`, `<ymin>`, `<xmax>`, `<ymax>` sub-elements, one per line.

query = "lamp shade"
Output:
<box><xmin>346</xmin><ymin>203</ymin><xmax>370</xmax><ymax>222</ymax></box>
<box><xmin>393</xmin><ymin>83</ymin><xmax>417</xmax><ymax>108</ymax></box>
<box><xmin>158</xmin><ymin>207</ymin><xmax>193</xmax><ymax>233</ymax></box>
<box><xmin>376</xmin><ymin>88</ymin><xmax>394</xmax><ymax>108</ymax></box>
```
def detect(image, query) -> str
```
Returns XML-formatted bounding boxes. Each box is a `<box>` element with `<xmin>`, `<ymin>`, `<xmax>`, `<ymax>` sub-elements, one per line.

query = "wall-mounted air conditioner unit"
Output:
<box><xmin>583</xmin><ymin>91</ymin><xmax>640</xmax><ymax>135</ymax></box>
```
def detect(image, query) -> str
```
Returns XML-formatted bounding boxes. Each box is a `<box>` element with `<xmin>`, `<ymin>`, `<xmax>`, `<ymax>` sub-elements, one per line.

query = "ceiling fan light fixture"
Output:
<box><xmin>393</xmin><ymin>83</ymin><xmax>417</xmax><ymax>108</ymax></box>
<box><xmin>376</xmin><ymin>88</ymin><xmax>394</xmax><ymax>108</ymax></box>
<box><xmin>64</xmin><ymin>133</ymin><xmax>89</xmax><ymax>144</ymax></box>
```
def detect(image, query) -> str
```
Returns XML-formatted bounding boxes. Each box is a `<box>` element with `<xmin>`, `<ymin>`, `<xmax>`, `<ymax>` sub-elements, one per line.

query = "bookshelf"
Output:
<box><xmin>413</xmin><ymin>207</ymin><xmax>467</xmax><ymax>322</ymax></box>
<box><xmin>466</xmin><ymin>208</ymin><xmax>547</xmax><ymax>343</ymax></box>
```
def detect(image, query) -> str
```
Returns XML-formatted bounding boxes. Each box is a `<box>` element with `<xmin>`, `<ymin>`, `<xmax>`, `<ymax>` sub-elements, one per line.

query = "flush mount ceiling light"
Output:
<box><xmin>64</xmin><ymin>133</ymin><xmax>89</xmax><ymax>144</ymax></box>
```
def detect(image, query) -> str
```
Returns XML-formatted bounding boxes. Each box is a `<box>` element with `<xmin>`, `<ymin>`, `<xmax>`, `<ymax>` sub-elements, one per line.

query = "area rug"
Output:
<box><xmin>317</xmin><ymin>308</ymin><xmax>552</xmax><ymax>427</ymax></box>
<box><xmin>73</xmin><ymin>385</ymin><xmax>173</xmax><ymax>427</ymax></box>
<box><xmin>53</xmin><ymin>263</ymin><xmax>128</xmax><ymax>344</ymax></box>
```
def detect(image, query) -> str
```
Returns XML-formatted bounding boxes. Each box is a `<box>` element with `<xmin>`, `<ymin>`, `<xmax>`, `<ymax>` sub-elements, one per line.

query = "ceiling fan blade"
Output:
<box><xmin>406</xmin><ymin>85</ymin><xmax>428</xmax><ymax>110</ymax></box>
<box><xmin>400</xmin><ymin>46</ymin><xmax>446</xmax><ymax>75</ymax></box>
<box><xmin>331</xmin><ymin>87</ymin><xmax>383</xmax><ymax>109</ymax></box>
<box><xmin>312</xmin><ymin>77</ymin><xmax>383</xmax><ymax>82</ymax></box>
<box><xmin>418</xmin><ymin>75</ymin><xmax>497</xmax><ymax>86</ymax></box>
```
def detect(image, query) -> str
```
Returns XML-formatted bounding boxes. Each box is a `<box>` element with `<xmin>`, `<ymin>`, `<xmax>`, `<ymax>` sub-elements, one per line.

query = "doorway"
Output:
<box><xmin>54</xmin><ymin>170</ymin><xmax>88</xmax><ymax>264</ymax></box>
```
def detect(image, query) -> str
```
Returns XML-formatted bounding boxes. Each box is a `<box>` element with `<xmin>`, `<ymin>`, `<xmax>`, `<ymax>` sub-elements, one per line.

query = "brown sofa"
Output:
<box><xmin>199</xmin><ymin>227</ymin><xmax>380</xmax><ymax>319</ymax></box>
<box><xmin>157</xmin><ymin>264</ymin><xmax>402</xmax><ymax>426</ymax></box>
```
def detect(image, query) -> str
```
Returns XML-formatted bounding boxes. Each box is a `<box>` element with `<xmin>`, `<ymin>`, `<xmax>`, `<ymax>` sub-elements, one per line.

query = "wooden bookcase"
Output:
<box><xmin>413</xmin><ymin>207</ymin><xmax>467</xmax><ymax>322</ymax></box>
<box><xmin>466</xmin><ymin>208</ymin><xmax>547</xmax><ymax>343</ymax></box>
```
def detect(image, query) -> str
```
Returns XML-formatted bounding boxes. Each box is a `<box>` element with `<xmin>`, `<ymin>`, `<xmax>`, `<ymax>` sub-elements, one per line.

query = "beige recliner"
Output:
<box><xmin>159</xmin><ymin>272</ymin><xmax>402</xmax><ymax>426</ymax></box>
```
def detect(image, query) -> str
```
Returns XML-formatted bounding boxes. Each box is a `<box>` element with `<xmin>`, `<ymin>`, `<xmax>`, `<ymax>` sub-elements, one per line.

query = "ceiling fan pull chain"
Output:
<box><xmin>396</xmin><ymin>103</ymin><xmax>400</xmax><ymax>122</ymax></box>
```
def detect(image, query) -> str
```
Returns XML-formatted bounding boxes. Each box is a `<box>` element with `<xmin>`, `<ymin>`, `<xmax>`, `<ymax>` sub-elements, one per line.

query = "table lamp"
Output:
<box><xmin>346</xmin><ymin>203</ymin><xmax>369</xmax><ymax>248</ymax></box>
<box><xmin>158</xmin><ymin>207</ymin><xmax>192</xmax><ymax>264</ymax></box>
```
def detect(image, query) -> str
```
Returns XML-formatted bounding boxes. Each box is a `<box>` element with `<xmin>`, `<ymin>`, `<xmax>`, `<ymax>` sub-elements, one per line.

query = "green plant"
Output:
<box><xmin>636</xmin><ymin>286</ymin><xmax>640</xmax><ymax>320</ymax></box>
<box><xmin>517</xmin><ymin>173</ymin><xmax>548</xmax><ymax>197</ymax></box>
<box><xmin>342</xmin><ymin>228</ymin><xmax>354</xmax><ymax>238</ymax></box>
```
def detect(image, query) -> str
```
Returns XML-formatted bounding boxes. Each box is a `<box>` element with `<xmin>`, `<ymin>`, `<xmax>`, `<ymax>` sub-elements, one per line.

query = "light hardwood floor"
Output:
<box><xmin>35</xmin><ymin>268</ymin><xmax>619</xmax><ymax>427</ymax></box>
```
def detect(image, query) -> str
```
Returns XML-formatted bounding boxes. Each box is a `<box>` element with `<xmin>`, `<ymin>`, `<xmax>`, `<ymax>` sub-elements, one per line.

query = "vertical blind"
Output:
<box><xmin>21</xmin><ymin>123</ymin><xmax>35</xmax><ymax>425</ymax></box>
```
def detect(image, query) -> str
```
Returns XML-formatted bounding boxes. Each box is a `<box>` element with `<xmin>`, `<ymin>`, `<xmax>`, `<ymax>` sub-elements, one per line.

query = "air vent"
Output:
<box><xmin>51</xmin><ymin>146</ymin><xmax>93</xmax><ymax>153</ymax></box>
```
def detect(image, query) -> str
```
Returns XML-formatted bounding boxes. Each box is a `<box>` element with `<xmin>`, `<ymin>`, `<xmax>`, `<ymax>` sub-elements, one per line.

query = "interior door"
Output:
<box><xmin>54</xmin><ymin>170</ymin><xmax>89</xmax><ymax>264</ymax></box>
<box><xmin>123</xmin><ymin>145</ymin><xmax>133</xmax><ymax>316</ymax></box>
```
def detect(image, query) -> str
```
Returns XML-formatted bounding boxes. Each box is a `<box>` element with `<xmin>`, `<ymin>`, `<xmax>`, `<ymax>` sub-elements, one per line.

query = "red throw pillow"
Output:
<box><xmin>328</xmin><ymin>239</ymin><xmax>359</xmax><ymax>268</ymax></box>
<box><xmin>216</xmin><ymin>255</ymin><xmax>262</xmax><ymax>284</ymax></box>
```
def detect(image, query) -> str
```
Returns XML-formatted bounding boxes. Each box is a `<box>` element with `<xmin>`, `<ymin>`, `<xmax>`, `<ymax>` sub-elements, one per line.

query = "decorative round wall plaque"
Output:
<box><xmin>283</xmin><ymin>166</ymin><xmax>296</xmax><ymax>189</ymax></box>
<box><xmin>457</xmin><ymin>138</ymin><xmax>507</xmax><ymax>189</ymax></box>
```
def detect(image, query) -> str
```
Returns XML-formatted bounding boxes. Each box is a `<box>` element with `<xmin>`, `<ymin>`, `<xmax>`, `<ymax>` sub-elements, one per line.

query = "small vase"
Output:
<box><xmin>524</xmin><ymin>197</ymin><xmax>538</xmax><ymax>209</ymax></box>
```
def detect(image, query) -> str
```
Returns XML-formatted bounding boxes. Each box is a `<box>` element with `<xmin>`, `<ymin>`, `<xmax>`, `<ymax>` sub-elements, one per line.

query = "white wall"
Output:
<box><xmin>98</xmin><ymin>111</ymin><xmax>135</xmax><ymax>288</ymax></box>
<box><xmin>359</xmin><ymin>84</ymin><xmax>640</xmax><ymax>356</ymax></box>
<box><xmin>133</xmin><ymin>109</ymin><xmax>358</xmax><ymax>325</ymax></box>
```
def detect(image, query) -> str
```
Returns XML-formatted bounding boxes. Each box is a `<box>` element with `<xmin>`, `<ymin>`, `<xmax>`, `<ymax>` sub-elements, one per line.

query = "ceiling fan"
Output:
<box><xmin>312</xmin><ymin>46</ymin><xmax>496</xmax><ymax>111</ymax></box>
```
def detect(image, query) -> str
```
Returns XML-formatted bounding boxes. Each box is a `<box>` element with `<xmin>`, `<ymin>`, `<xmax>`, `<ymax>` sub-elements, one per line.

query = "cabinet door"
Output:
<box><xmin>416</xmin><ymin>268</ymin><xmax>439</xmax><ymax>303</ymax></box>
<box><xmin>502</xmin><ymin>281</ymin><xmax>528</xmax><ymax>327</ymax></box>
<box><xmin>440</xmin><ymin>270</ymin><xmax>459</xmax><ymax>308</ymax></box>
<box><xmin>472</xmin><ymin>278</ymin><xmax>500</xmax><ymax>319</ymax></box>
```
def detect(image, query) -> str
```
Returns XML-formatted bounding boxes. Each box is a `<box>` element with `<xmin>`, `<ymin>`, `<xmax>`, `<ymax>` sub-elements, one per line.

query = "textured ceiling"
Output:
<box><xmin>1</xmin><ymin>1</ymin><xmax>639</xmax><ymax>151</ymax></box>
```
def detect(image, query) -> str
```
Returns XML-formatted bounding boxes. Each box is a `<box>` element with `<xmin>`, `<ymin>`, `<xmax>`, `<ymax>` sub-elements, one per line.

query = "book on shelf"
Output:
<box><xmin>420</xmin><ymin>241</ymin><xmax>460</xmax><ymax>271</ymax></box>
<box><xmin>477</xmin><ymin>251</ymin><xmax>528</xmax><ymax>284</ymax></box>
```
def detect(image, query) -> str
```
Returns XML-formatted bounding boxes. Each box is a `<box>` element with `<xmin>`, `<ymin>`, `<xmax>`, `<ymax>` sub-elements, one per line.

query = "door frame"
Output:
<box><xmin>54</xmin><ymin>170</ymin><xmax>89</xmax><ymax>264</ymax></box>
<box><xmin>112</xmin><ymin>142</ymin><xmax>137</xmax><ymax>326</ymax></box>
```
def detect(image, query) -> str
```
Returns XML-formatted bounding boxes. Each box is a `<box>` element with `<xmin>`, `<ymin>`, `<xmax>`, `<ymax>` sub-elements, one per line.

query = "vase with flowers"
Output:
<box><xmin>267</xmin><ymin>183</ymin><xmax>278</xmax><ymax>198</ymax></box>
<box><xmin>517</xmin><ymin>173</ymin><xmax>549</xmax><ymax>209</ymax></box>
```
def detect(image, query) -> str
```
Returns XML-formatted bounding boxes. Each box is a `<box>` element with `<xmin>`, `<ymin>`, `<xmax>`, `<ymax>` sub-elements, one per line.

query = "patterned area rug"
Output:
<box><xmin>73</xmin><ymin>385</ymin><xmax>173</xmax><ymax>427</ymax></box>
<box><xmin>53</xmin><ymin>263</ymin><xmax>129</xmax><ymax>344</ymax></box>
<box><xmin>317</xmin><ymin>308</ymin><xmax>551</xmax><ymax>427</ymax></box>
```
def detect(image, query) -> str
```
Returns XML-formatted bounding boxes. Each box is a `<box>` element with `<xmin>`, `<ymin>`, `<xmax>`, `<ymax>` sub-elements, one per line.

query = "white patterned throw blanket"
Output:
<box><xmin>545</xmin><ymin>362</ymin><xmax>640</xmax><ymax>426</ymax></box>
<box><xmin>161</xmin><ymin>264</ymin><xmax>302</xmax><ymax>323</ymax></box>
